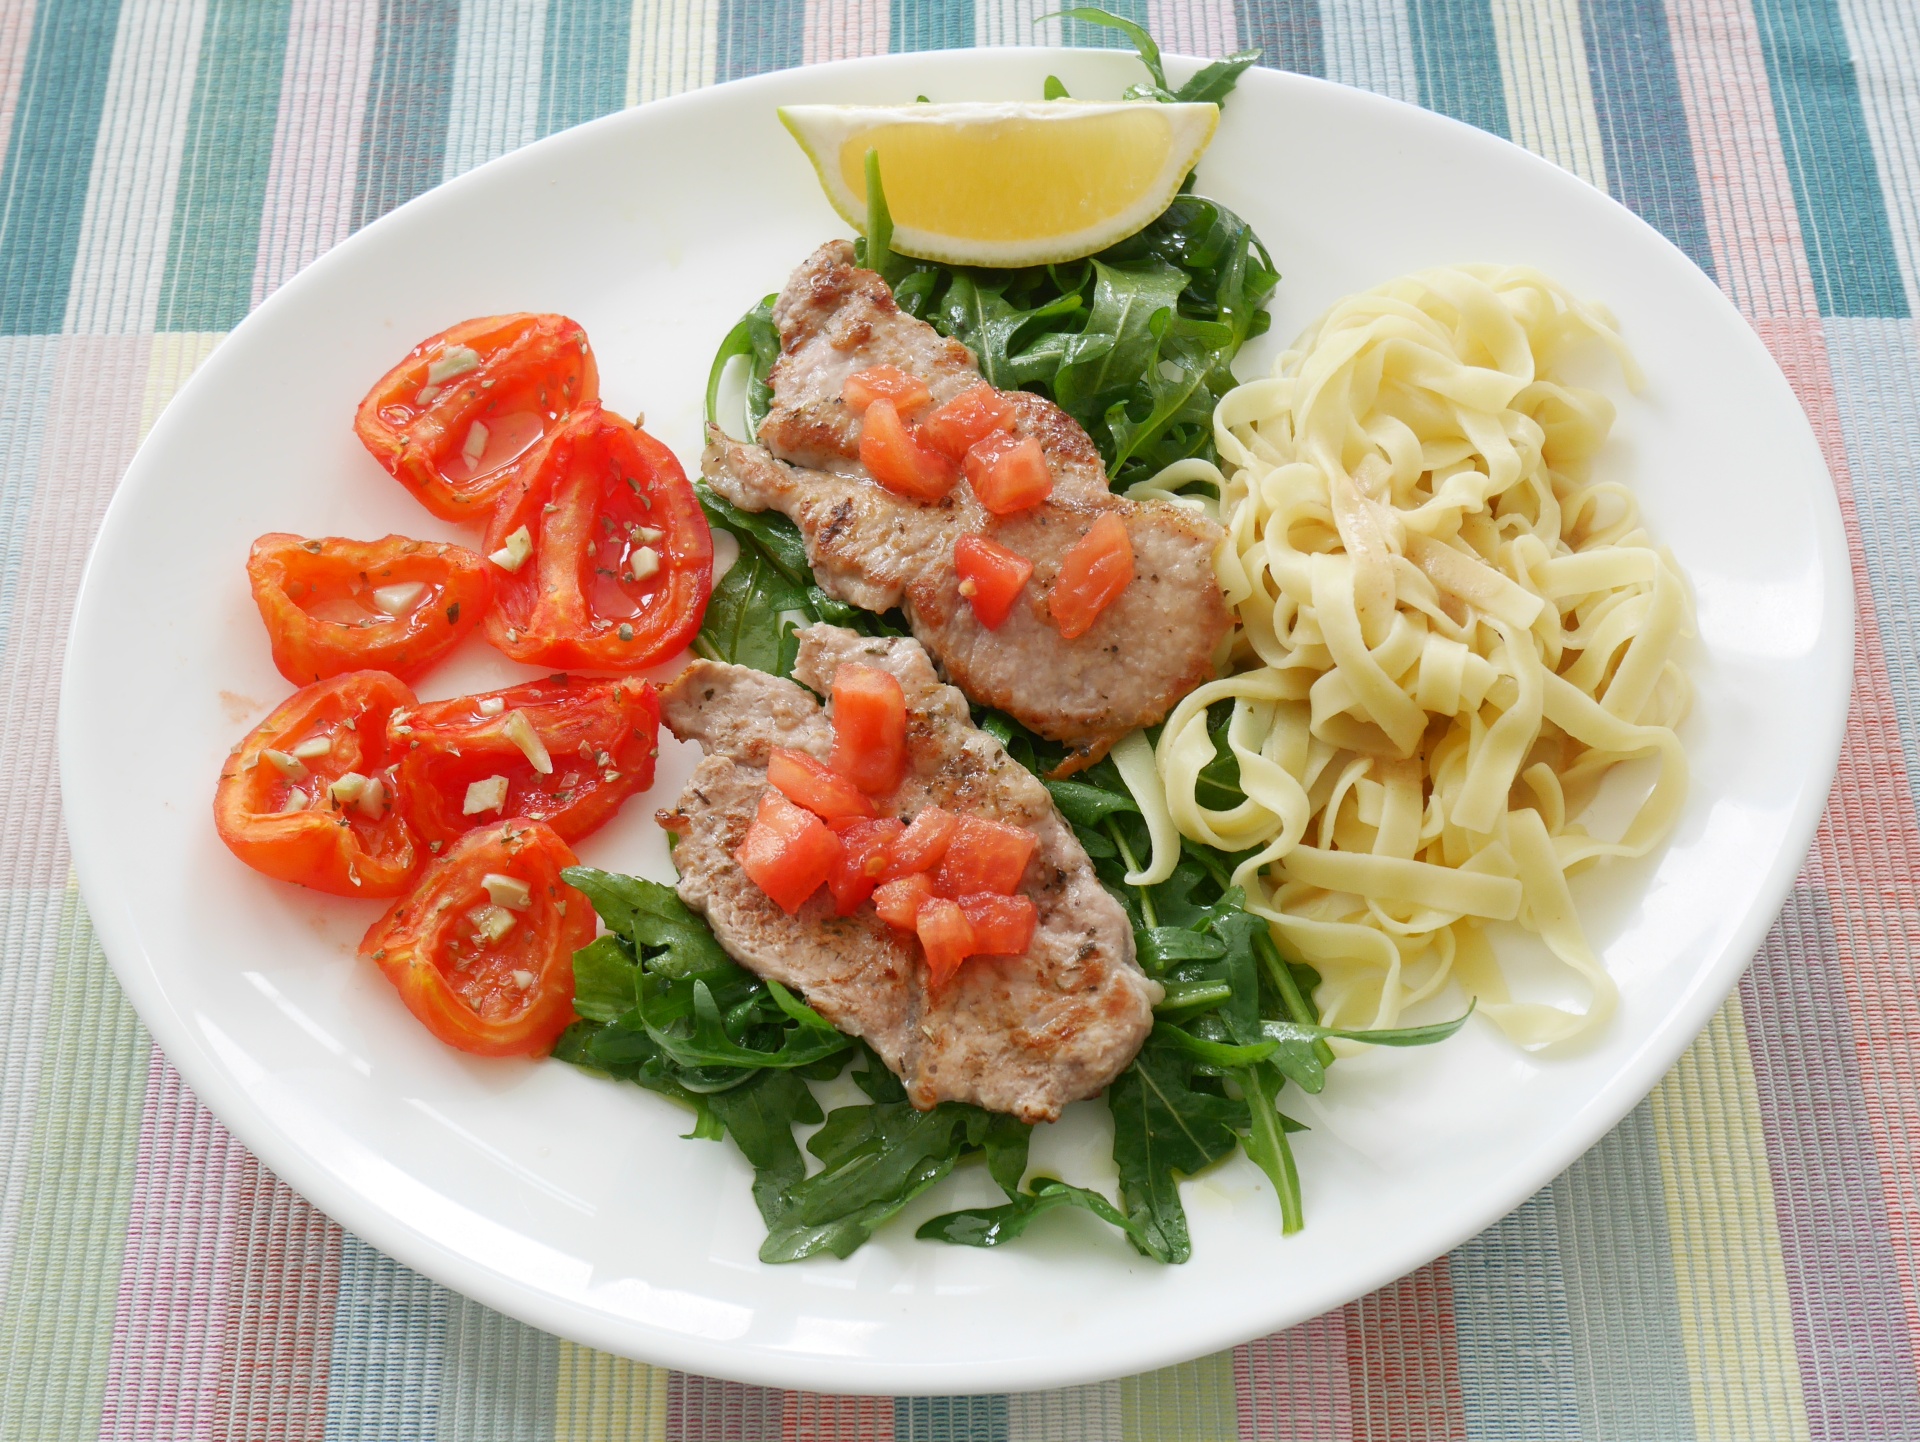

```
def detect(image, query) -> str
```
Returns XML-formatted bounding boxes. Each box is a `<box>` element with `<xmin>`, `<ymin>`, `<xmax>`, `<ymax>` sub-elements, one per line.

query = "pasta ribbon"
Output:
<box><xmin>1150</xmin><ymin>265</ymin><xmax>1692</xmax><ymax>1044</ymax></box>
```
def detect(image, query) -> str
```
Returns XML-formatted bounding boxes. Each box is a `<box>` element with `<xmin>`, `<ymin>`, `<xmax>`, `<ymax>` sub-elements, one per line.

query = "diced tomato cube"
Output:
<box><xmin>934</xmin><ymin>815</ymin><xmax>1036</xmax><ymax>897</ymax></box>
<box><xmin>880</xmin><ymin>805</ymin><xmax>958</xmax><ymax>881</ymax></box>
<box><xmin>843</xmin><ymin>365</ymin><xmax>931</xmax><ymax>415</ymax></box>
<box><xmin>872</xmin><ymin>871</ymin><xmax>935</xmax><ymax>929</ymax></box>
<box><xmin>922</xmin><ymin>384</ymin><xmax>1014</xmax><ymax>461</ymax></box>
<box><xmin>768</xmin><ymin>747</ymin><xmax>876</xmax><ymax>824</ymax></box>
<box><xmin>829</xmin><ymin>664</ymin><xmax>908</xmax><ymax>795</ymax></box>
<box><xmin>735</xmin><ymin>788</ymin><xmax>842</xmax><ymax>915</ymax></box>
<box><xmin>1049</xmin><ymin>513</ymin><xmax>1135</xmax><ymax>640</ymax></box>
<box><xmin>957</xmin><ymin>893</ymin><xmax>1038</xmax><ymax>957</ymax></box>
<box><xmin>953</xmin><ymin>534</ymin><xmax>1033</xmax><ymax>630</ymax></box>
<box><xmin>916</xmin><ymin>896</ymin><xmax>977</xmax><ymax>989</ymax></box>
<box><xmin>828</xmin><ymin>817</ymin><xmax>904</xmax><ymax>915</ymax></box>
<box><xmin>964</xmin><ymin>431</ymin><xmax>1053</xmax><ymax>515</ymax></box>
<box><xmin>858</xmin><ymin>398</ymin><xmax>958</xmax><ymax>501</ymax></box>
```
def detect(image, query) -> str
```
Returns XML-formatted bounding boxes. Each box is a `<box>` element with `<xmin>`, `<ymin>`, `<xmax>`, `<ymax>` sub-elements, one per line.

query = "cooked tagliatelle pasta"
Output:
<box><xmin>1129</xmin><ymin>265</ymin><xmax>1693</xmax><ymax>1047</ymax></box>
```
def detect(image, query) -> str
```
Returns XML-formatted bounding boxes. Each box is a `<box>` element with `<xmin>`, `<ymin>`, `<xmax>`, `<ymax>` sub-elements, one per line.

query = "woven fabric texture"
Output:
<box><xmin>1</xmin><ymin>0</ymin><xmax>1915</xmax><ymax>1436</ymax></box>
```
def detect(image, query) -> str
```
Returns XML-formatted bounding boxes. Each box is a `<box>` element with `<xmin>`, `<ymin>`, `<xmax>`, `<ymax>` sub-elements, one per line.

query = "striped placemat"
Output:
<box><xmin>3</xmin><ymin>0</ymin><xmax>1916</xmax><ymax>1436</ymax></box>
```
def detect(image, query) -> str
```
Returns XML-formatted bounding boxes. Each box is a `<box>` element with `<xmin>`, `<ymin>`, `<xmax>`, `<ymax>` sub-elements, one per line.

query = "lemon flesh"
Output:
<box><xmin>779</xmin><ymin>101</ymin><xmax>1220</xmax><ymax>267</ymax></box>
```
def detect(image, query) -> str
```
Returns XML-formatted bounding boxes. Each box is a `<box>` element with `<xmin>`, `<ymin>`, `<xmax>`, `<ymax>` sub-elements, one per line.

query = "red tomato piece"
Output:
<box><xmin>879</xmin><ymin>805</ymin><xmax>958</xmax><ymax>882</ymax></box>
<box><xmin>858</xmin><ymin>398</ymin><xmax>958</xmax><ymax>501</ymax></box>
<box><xmin>922</xmin><ymin>383</ymin><xmax>1014</xmax><ymax>461</ymax></box>
<box><xmin>768</xmin><ymin>747</ymin><xmax>877</xmax><ymax>823</ymax></box>
<box><xmin>963</xmin><ymin>431</ymin><xmax>1053</xmax><ymax>515</ymax></box>
<box><xmin>843</xmin><ymin>365</ymin><xmax>931</xmax><ymax>415</ymax></box>
<box><xmin>829</xmin><ymin>664</ymin><xmax>908</xmax><ymax>795</ymax></box>
<box><xmin>213</xmin><ymin>671</ymin><xmax>420</xmax><ymax>897</ymax></box>
<box><xmin>355</xmin><ymin>314</ymin><xmax>599</xmax><ymax>522</ymax></box>
<box><xmin>953</xmin><ymin>534</ymin><xmax>1034</xmax><ymax>630</ymax></box>
<box><xmin>359</xmin><ymin>819</ymin><xmax>591</xmax><ymax>1057</ymax></box>
<box><xmin>872</xmin><ymin>871</ymin><xmax>935</xmax><ymax>929</ymax></box>
<box><xmin>827</xmin><ymin>817</ymin><xmax>905</xmax><ymax>916</ymax></box>
<box><xmin>916</xmin><ymin>897</ymin><xmax>977</xmax><ymax>990</ymax></box>
<box><xmin>482</xmin><ymin>406</ymin><xmax>713</xmax><ymax>671</ymax></box>
<box><xmin>247</xmin><ymin>533</ymin><xmax>491</xmax><ymax>684</ymax></box>
<box><xmin>392</xmin><ymin>674</ymin><xmax>660</xmax><ymax>850</ymax></box>
<box><xmin>957</xmin><ymin>893</ymin><xmax>1038</xmax><ymax>956</ymax></box>
<box><xmin>934</xmin><ymin>815</ymin><xmax>1037</xmax><ymax>897</ymax></box>
<box><xmin>737</xmin><ymin>788</ymin><xmax>843</xmax><ymax>915</ymax></box>
<box><xmin>1050</xmin><ymin>513</ymin><xmax>1135</xmax><ymax>640</ymax></box>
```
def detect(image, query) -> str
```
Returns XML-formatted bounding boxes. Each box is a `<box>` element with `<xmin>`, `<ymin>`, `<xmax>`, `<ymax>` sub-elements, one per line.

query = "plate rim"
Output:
<box><xmin>58</xmin><ymin>47</ymin><xmax>1855</xmax><ymax>1394</ymax></box>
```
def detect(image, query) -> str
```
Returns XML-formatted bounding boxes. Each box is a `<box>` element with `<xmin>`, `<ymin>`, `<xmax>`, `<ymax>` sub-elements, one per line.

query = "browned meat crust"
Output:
<box><xmin>655</xmin><ymin>625</ymin><xmax>1159</xmax><ymax>1123</ymax></box>
<box><xmin>704</xmin><ymin>239</ymin><xmax>1233</xmax><ymax>774</ymax></box>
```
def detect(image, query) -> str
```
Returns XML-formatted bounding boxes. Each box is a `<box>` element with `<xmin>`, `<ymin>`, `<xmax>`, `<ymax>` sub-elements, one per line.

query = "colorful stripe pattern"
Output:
<box><xmin>0</xmin><ymin>0</ymin><xmax>1912</xmax><ymax>1434</ymax></box>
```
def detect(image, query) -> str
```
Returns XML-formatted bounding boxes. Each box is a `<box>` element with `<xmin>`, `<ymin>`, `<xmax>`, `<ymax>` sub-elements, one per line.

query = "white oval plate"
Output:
<box><xmin>61</xmin><ymin>49</ymin><xmax>1850</xmax><ymax>1394</ymax></box>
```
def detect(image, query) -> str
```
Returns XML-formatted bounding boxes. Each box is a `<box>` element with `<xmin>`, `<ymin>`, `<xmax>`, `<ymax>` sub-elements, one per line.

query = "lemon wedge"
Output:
<box><xmin>779</xmin><ymin>101</ymin><xmax>1220</xmax><ymax>267</ymax></box>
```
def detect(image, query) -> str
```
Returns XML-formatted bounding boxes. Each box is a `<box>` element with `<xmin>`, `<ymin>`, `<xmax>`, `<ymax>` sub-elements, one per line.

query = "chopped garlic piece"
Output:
<box><xmin>511</xmin><ymin>969</ymin><xmax>535</xmax><ymax>989</ymax></box>
<box><xmin>355</xmin><ymin>776</ymin><xmax>386</xmax><ymax>819</ymax></box>
<box><xmin>627</xmin><ymin>546</ymin><xmax>660</xmax><ymax>582</ymax></box>
<box><xmin>262</xmin><ymin>748</ymin><xmax>307</xmax><ymax>778</ymax></box>
<box><xmin>477</xmin><ymin>696</ymin><xmax>504</xmax><ymax>717</ymax></box>
<box><xmin>290</xmin><ymin>735</ymin><xmax>333</xmax><ymax>760</ymax></box>
<box><xmin>279</xmin><ymin>788</ymin><xmax>310</xmax><ymax>814</ymax></box>
<box><xmin>329</xmin><ymin>772</ymin><xmax>368</xmax><ymax>804</ymax></box>
<box><xmin>463</xmin><ymin>775</ymin><xmax>509</xmax><ymax>815</ymax></box>
<box><xmin>427</xmin><ymin>344</ymin><xmax>481</xmax><ymax>384</ymax></box>
<box><xmin>370</xmin><ymin>581</ymin><xmax>427</xmax><ymax>616</ymax></box>
<box><xmin>489</xmin><ymin>525</ymin><xmax>533</xmax><ymax>573</ymax></box>
<box><xmin>630</xmin><ymin>525</ymin><xmax>663</xmax><ymax>544</ymax></box>
<box><xmin>501</xmin><ymin>710</ymin><xmax>552</xmax><ymax>774</ymax></box>
<box><xmin>462</xmin><ymin>420</ymin><xmax>489</xmax><ymax>465</ymax></box>
<box><xmin>467</xmin><ymin>904</ymin><xmax>516</xmax><ymax>944</ymax></box>
<box><xmin>483</xmin><ymin>872</ymin><xmax>532</xmax><ymax>910</ymax></box>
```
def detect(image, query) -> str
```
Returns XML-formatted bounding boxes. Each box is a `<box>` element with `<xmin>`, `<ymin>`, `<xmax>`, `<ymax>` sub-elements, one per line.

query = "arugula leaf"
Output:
<box><xmin>1108</xmin><ymin>1040</ymin><xmax>1248</xmax><ymax>1263</ymax></box>
<box><xmin>637</xmin><ymin>976</ymin><xmax>852</xmax><ymax>1072</ymax></box>
<box><xmin>704</xmin><ymin>295</ymin><xmax>779</xmax><ymax>438</ymax></box>
<box><xmin>562</xmin><ymin>867</ymin><xmax>736</xmax><ymax>980</ymax></box>
<box><xmin>707</xmin><ymin>1069</ymin><xmax>822</xmax><ymax>1226</ymax></box>
<box><xmin>917</xmin><ymin>1177</ymin><xmax>1148</xmax><ymax>1250</ymax></box>
<box><xmin>1048</xmin><ymin>8</ymin><xmax>1169</xmax><ymax>96</ymax></box>
<box><xmin>570</xmin><ymin>935</ymin><xmax>640</xmax><ymax>1023</ymax></box>
<box><xmin>696</xmin><ymin>483</ymin><xmax>811</xmax><ymax>584</ymax></box>
<box><xmin>694</xmin><ymin>531</ymin><xmax>811</xmax><ymax>674</ymax></box>
<box><xmin>1232</xmin><ymin>1062</ymin><xmax>1304</xmax><ymax>1233</ymax></box>
<box><xmin>1175</xmin><ymin>50</ymin><xmax>1262</xmax><ymax>104</ymax></box>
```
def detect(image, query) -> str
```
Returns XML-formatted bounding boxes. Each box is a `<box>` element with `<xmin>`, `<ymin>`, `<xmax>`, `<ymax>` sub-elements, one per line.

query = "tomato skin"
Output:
<box><xmin>768</xmin><ymin>747</ymin><xmax>877</xmax><ymax>823</ymax></box>
<box><xmin>827</xmin><ymin>817</ymin><xmax>905</xmax><ymax>915</ymax></box>
<box><xmin>953</xmin><ymin>535</ymin><xmax>1034</xmax><ymax>630</ymax></box>
<box><xmin>922</xmin><ymin>384</ymin><xmax>1013</xmax><ymax>461</ymax></box>
<box><xmin>392</xmin><ymin>674</ymin><xmax>660</xmax><ymax>849</ymax></box>
<box><xmin>934</xmin><ymin>815</ymin><xmax>1037</xmax><ymax>898</ymax></box>
<box><xmin>843</xmin><ymin>365</ymin><xmax>931</xmax><ymax>415</ymax></box>
<box><xmin>858</xmin><ymin>398</ymin><xmax>958</xmax><ymax>501</ymax></box>
<box><xmin>1050</xmin><ymin>513</ymin><xmax>1136</xmax><ymax>640</ymax></box>
<box><xmin>359</xmin><ymin>819</ymin><xmax>591</xmax><ymax>1057</ymax></box>
<box><xmin>482</xmin><ymin>407</ymin><xmax>712</xmax><ymax>670</ymax></box>
<box><xmin>355</xmin><ymin>314</ymin><xmax>599</xmax><ymax>522</ymax></box>
<box><xmin>915</xmin><ymin>897</ymin><xmax>976</xmax><ymax>989</ymax></box>
<box><xmin>878</xmin><ymin>805</ymin><xmax>958</xmax><ymax>882</ymax></box>
<box><xmin>872</xmin><ymin>872</ymin><xmax>935</xmax><ymax>929</ymax></box>
<box><xmin>963</xmin><ymin>431</ymin><xmax>1053</xmax><ymax>515</ymax></box>
<box><xmin>829</xmin><ymin>664</ymin><xmax>908</xmax><ymax>795</ymax></box>
<box><xmin>214</xmin><ymin>671</ymin><xmax>420</xmax><ymax>897</ymax></box>
<box><xmin>247</xmin><ymin>533</ymin><xmax>491</xmax><ymax>684</ymax></box>
<box><xmin>957</xmin><ymin>893</ymin><xmax>1038</xmax><ymax>957</ymax></box>
<box><xmin>737</xmin><ymin>789</ymin><xmax>843</xmax><ymax>915</ymax></box>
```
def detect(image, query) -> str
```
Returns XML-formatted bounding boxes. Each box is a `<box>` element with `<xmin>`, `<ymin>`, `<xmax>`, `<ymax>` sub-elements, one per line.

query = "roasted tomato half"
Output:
<box><xmin>481</xmin><ymin>407</ymin><xmax>712</xmax><ymax>670</ymax></box>
<box><xmin>391</xmin><ymin>673</ymin><xmax>660</xmax><ymax>850</ymax></box>
<box><xmin>247</xmin><ymin>533</ymin><xmax>491</xmax><ymax>684</ymax></box>
<box><xmin>360</xmin><ymin>818</ymin><xmax>591</xmax><ymax>1056</ymax></box>
<box><xmin>354</xmin><ymin>314</ymin><xmax>599</xmax><ymax>522</ymax></box>
<box><xmin>213</xmin><ymin>671</ymin><xmax>420</xmax><ymax>896</ymax></box>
